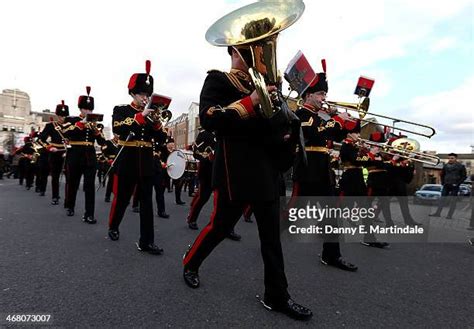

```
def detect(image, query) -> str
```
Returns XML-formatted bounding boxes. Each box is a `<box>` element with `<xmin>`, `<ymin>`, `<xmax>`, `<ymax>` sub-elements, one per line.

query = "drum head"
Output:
<box><xmin>166</xmin><ymin>150</ymin><xmax>186</xmax><ymax>179</ymax></box>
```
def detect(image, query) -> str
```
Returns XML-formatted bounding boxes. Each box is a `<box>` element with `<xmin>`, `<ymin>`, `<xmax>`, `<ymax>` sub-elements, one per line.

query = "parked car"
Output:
<box><xmin>458</xmin><ymin>184</ymin><xmax>471</xmax><ymax>196</ymax></box>
<box><xmin>414</xmin><ymin>184</ymin><xmax>442</xmax><ymax>204</ymax></box>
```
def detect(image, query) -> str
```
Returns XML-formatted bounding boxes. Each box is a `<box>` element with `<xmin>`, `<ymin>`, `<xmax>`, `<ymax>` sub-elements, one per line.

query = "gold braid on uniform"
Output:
<box><xmin>113</xmin><ymin>117</ymin><xmax>136</xmax><ymax>127</ymax></box>
<box><xmin>224</xmin><ymin>72</ymin><xmax>251</xmax><ymax>94</ymax></box>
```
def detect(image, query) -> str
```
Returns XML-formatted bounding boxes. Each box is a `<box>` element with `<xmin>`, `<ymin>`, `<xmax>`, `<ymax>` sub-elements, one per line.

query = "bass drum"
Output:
<box><xmin>166</xmin><ymin>150</ymin><xmax>186</xmax><ymax>180</ymax></box>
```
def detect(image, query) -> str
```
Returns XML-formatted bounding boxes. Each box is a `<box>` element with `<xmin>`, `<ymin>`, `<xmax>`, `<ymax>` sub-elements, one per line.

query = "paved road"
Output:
<box><xmin>0</xmin><ymin>178</ymin><xmax>472</xmax><ymax>328</ymax></box>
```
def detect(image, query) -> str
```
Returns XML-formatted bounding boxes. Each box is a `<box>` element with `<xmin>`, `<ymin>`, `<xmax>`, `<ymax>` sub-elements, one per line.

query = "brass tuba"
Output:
<box><xmin>205</xmin><ymin>0</ymin><xmax>305</xmax><ymax>118</ymax></box>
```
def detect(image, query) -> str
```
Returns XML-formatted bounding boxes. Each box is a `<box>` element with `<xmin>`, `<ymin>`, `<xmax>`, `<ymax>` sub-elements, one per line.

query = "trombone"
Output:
<box><xmin>357</xmin><ymin>137</ymin><xmax>440</xmax><ymax>166</ymax></box>
<box><xmin>323</xmin><ymin>98</ymin><xmax>436</xmax><ymax>138</ymax></box>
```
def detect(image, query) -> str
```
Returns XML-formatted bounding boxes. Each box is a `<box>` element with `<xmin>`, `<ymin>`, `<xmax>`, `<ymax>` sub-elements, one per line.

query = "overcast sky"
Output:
<box><xmin>0</xmin><ymin>0</ymin><xmax>472</xmax><ymax>152</ymax></box>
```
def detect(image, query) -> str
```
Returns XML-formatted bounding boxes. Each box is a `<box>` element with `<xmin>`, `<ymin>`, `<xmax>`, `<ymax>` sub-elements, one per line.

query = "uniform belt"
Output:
<box><xmin>118</xmin><ymin>140</ymin><xmax>152</xmax><ymax>148</ymax></box>
<box><xmin>49</xmin><ymin>143</ymin><xmax>66</xmax><ymax>148</ymax></box>
<box><xmin>69</xmin><ymin>141</ymin><xmax>94</xmax><ymax>146</ymax></box>
<box><xmin>109</xmin><ymin>155</ymin><xmax>116</xmax><ymax>158</ymax></box>
<box><xmin>368</xmin><ymin>169</ymin><xmax>387</xmax><ymax>174</ymax></box>
<box><xmin>305</xmin><ymin>146</ymin><xmax>328</xmax><ymax>153</ymax></box>
<box><xmin>344</xmin><ymin>165</ymin><xmax>363</xmax><ymax>170</ymax></box>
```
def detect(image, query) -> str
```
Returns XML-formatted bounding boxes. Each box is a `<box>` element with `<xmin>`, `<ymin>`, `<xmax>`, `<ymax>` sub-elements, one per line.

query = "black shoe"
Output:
<box><xmin>104</xmin><ymin>196</ymin><xmax>111</xmax><ymax>203</ymax></box>
<box><xmin>227</xmin><ymin>230</ymin><xmax>241</xmax><ymax>241</ymax></box>
<box><xmin>261</xmin><ymin>298</ymin><xmax>313</xmax><ymax>321</ymax></box>
<box><xmin>467</xmin><ymin>227</ymin><xmax>474</xmax><ymax>231</ymax></box>
<box><xmin>469</xmin><ymin>238</ymin><xmax>474</xmax><ymax>246</ymax></box>
<box><xmin>158</xmin><ymin>212</ymin><xmax>170</xmax><ymax>219</ymax></box>
<box><xmin>183</xmin><ymin>268</ymin><xmax>200</xmax><ymax>288</ymax></box>
<box><xmin>51</xmin><ymin>198</ymin><xmax>59</xmax><ymax>205</ymax></box>
<box><xmin>429</xmin><ymin>213</ymin><xmax>441</xmax><ymax>217</ymax></box>
<box><xmin>176</xmin><ymin>201</ymin><xmax>186</xmax><ymax>205</ymax></box>
<box><xmin>39</xmin><ymin>191</ymin><xmax>45</xmax><ymax>196</ymax></box>
<box><xmin>82</xmin><ymin>215</ymin><xmax>97</xmax><ymax>224</ymax></box>
<box><xmin>320</xmin><ymin>257</ymin><xmax>358</xmax><ymax>272</ymax></box>
<box><xmin>66</xmin><ymin>208</ymin><xmax>74</xmax><ymax>217</ymax></box>
<box><xmin>361</xmin><ymin>241</ymin><xmax>390</xmax><ymax>249</ymax></box>
<box><xmin>108</xmin><ymin>229</ymin><xmax>119</xmax><ymax>241</ymax></box>
<box><xmin>406</xmin><ymin>221</ymin><xmax>422</xmax><ymax>227</ymax></box>
<box><xmin>188</xmin><ymin>222</ymin><xmax>199</xmax><ymax>230</ymax></box>
<box><xmin>136</xmin><ymin>243</ymin><xmax>163</xmax><ymax>255</ymax></box>
<box><xmin>132</xmin><ymin>206</ymin><xmax>140</xmax><ymax>213</ymax></box>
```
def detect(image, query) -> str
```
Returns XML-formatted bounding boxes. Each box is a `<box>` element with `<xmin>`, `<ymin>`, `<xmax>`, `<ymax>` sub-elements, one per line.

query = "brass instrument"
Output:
<box><xmin>205</xmin><ymin>0</ymin><xmax>305</xmax><ymax>118</ymax></box>
<box><xmin>323</xmin><ymin>98</ymin><xmax>436</xmax><ymax>138</ymax></box>
<box><xmin>147</xmin><ymin>93</ymin><xmax>172</xmax><ymax>126</ymax></box>
<box><xmin>30</xmin><ymin>140</ymin><xmax>47</xmax><ymax>164</ymax></box>
<box><xmin>357</xmin><ymin>137</ymin><xmax>440</xmax><ymax>166</ymax></box>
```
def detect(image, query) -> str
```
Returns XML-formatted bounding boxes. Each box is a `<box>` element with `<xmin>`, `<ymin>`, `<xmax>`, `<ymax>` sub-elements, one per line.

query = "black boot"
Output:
<box><xmin>183</xmin><ymin>268</ymin><xmax>200</xmax><ymax>288</ymax></box>
<box><xmin>261</xmin><ymin>298</ymin><xmax>313</xmax><ymax>321</ymax></box>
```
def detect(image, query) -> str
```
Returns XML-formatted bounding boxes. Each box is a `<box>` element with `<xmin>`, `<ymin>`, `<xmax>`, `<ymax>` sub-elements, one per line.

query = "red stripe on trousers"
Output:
<box><xmin>108</xmin><ymin>173</ymin><xmax>119</xmax><ymax>227</ymax></box>
<box><xmin>183</xmin><ymin>189</ymin><xmax>219</xmax><ymax>266</ymax></box>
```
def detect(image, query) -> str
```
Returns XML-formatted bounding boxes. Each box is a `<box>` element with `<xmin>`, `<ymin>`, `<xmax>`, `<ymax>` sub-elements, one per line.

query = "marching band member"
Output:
<box><xmin>385</xmin><ymin>136</ymin><xmax>421</xmax><ymax>226</ymax></box>
<box><xmin>62</xmin><ymin>87</ymin><xmax>105</xmax><ymax>223</ymax></box>
<box><xmin>107</xmin><ymin>60</ymin><xmax>167</xmax><ymax>255</ymax></box>
<box><xmin>101</xmin><ymin>135</ymin><xmax>119</xmax><ymax>203</ymax></box>
<box><xmin>366</xmin><ymin>132</ymin><xmax>394</xmax><ymax>227</ymax></box>
<box><xmin>37</xmin><ymin>101</ymin><xmax>69</xmax><ymax>205</ymax></box>
<box><xmin>16</xmin><ymin>136</ymin><xmax>35</xmax><ymax>189</ymax></box>
<box><xmin>186</xmin><ymin>127</ymin><xmax>242</xmax><ymax>239</ymax></box>
<box><xmin>291</xmin><ymin>60</ymin><xmax>358</xmax><ymax>271</ymax></box>
<box><xmin>182</xmin><ymin>44</ymin><xmax>312</xmax><ymax>321</ymax></box>
<box><xmin>152</xmin><ymin>138</ymin><xmax>169</xmax><ymax>218</ymax></box>
<box><xmin>339</xmin><ymin>127</ymin><xmax>389</xmax><ymax>248</ymax></box>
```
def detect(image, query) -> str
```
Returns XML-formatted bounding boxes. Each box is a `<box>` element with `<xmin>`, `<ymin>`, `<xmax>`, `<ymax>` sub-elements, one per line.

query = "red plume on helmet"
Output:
<box><xmin>145</xmin><ymin>60</ymin><xmax>151</xmax><ymax>85</ymax></box>
<box><xmin>321</xmin><ymin>59</ymin><xmax>326</xmax><ymax>74</ymax></box>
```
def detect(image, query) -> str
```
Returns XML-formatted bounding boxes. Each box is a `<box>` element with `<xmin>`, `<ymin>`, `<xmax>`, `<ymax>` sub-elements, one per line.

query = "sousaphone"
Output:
<box><xmin>206</xmin><ymin>0</ymin><xmax>305</xmax><ymax>118</ymax></box>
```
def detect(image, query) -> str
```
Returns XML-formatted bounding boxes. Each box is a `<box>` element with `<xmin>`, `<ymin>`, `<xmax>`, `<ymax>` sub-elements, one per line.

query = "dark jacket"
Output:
<box><xmin>199</xmin><ymin>69</ymin><xmax>295</xmax><ymax>202</ymax></box>
<box><xmin>441</xmin><ymin>162</ymin><xmax>467</xmax><ymax>185</ymax></box>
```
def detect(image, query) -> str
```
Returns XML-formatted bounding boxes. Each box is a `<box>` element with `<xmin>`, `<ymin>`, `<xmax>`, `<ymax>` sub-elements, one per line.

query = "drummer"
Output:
<box><xmin>165</xmin><ymin>137</ymin><xmax>186</xmax><ymax>205</ymax></box>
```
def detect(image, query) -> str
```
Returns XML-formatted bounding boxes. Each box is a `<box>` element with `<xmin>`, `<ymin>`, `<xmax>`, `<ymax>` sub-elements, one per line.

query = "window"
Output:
<box><xmin>2</xmin><ymin>125</ymin><xmax>7</xmax><ymax>131</ymax></box>
<box><xmin>10</xmin><ymin>126</ymin><xmax>16</xmax><ymax>132</ymax></box>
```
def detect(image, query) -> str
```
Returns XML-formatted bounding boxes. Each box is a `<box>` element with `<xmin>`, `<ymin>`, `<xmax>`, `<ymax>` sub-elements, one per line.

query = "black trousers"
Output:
<box><xmin>108</xmin><ymin>172</ymin><xmax>155</xmax><ymax>245</ymax></box>
<box><xmin>24</xmin><ymin>160</ymin><xmax>35</xmax><ymax>188</ymax></box>
<box><xmin>290</xmin><ymin>180</ymin><xmax>341</xmax><ymax>261</ymax></box>
<box><xmin>367</xmin><ymin>172</ymin><xmax>393</xmax><ymax>225</ymax></box>
<box><xmin>183</xmin><ymin>188</ymin><xmax>289</xmax><ymax>302</ymax></box>
<box><xmin>37</xmin><ymin>153</ymin><xmax>50</xmax><ymax>193</ymax></box>
<box><xmin>64</xmin><ymin>159</ymin><xmax>96</xmax><ymax>216</ymax></box>
<box><xmin>187</xmin><ymin>165</ymin><xmax>212</xmax><ymax>223</ymax></box>
<box><xmin>174</xmin><ymin>178</ymin><xmax>184</xmax><ymax>203</ymax></box>
<box><xmin>105</xmin><ymin>166</ymin><xmax>115</xmax><ymax>199</ymax></box>
<box><xmin>49</xmin><ymin>152</ymin><xmax>64</xmax><ymax>199</ymax></box>
<box><xmin>434</xmin><ymin>184</ymin><xmax>460</xmax><ymax>218</ymax></box>
<box><xmin>153</xmin><ymin>173</ymin><xmax>166</xmax><ymax>214</ymax></box>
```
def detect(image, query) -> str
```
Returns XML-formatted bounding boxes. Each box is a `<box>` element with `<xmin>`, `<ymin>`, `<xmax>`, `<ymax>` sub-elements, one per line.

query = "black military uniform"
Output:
<box><xmin>182</xmin><ymin>65</ymin><xmax>304</xmax><ymax>312</ymax></box>
<box><xmin>101</xmin><ymin>138</ymin><xmax>118</xmax><ymax>202</ymax></box>
<box><xmin>186</xmin><ymin>128</ymin><xmax>216</xmax><ymax>229</ymax></box>
<box><xmin>339</xmin><ymin>134</ymin><xmax>389</xmax><ymax>248</ymax></box>
<box><xmin>37</xmin><ymin>102</ymin><xmax>69</xmax><ymax>204</ymax></box>
<box><xmin>291</xmin><ymin>68</ymin><xmax>357</xmax><ymax>271</ymax></box>
<box><xmin>107</xmin><ymin>60</ymin><xmax>168</xmax><ymax>254</ymax></box>
<box><xmin>62</xmin><ymin>88</ymin><xmax>105</xmax><ymax>223</ymax></box>
<box><xmin>366</xmin><ymin>132</ymin><xmax>394</xmax><ymax>227</ymax></box>
<box><xmin>16</xmin><ymin>137</ymin><xmax>35</xmax><ymax>188</ymax></box>
<box><xmin>385</xmin><ymin>142</ymin><xmax>419</xmax><ymax>226</ymax></box>
<box><xmin>152</xmin><ymin>139</ymin><xmax>169</xmax><ymax>218</ymax></box>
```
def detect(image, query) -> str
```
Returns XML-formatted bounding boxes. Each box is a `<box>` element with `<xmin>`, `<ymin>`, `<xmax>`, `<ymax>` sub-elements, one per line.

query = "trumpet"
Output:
<box><xmin>322</xmin><ymin>98</ymin><xmax>436</xmax><ymax>138</ymax></box>
<box><xmin>147</xmin><ymin>94</ymin><xmax>173</xmax><ymax>126</ymax></box>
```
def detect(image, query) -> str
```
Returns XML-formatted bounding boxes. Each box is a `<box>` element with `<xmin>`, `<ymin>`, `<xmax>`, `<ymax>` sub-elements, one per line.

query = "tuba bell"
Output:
<box><xmin>205</xmin><ymin>0</ymin><xmax>305</xmax><ymax>118</ymax></box>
